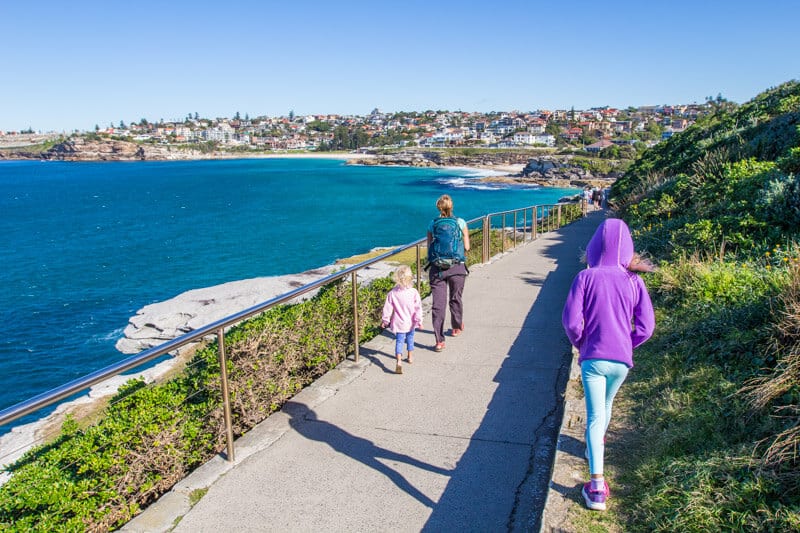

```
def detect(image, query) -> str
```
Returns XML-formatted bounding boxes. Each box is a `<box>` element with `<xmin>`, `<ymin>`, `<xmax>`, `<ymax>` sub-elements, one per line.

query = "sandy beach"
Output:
<box><xmin>248</xmin><ymin>151</ymin><xmax>373</xmax><ymax>160</ymax></box>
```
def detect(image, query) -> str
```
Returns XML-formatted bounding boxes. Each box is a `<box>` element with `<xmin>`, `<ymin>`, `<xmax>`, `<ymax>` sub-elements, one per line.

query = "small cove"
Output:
<box><xmin>0</xmin><ymin>157</ymin><xmax>579</xmax><ymax>428</ymax></box>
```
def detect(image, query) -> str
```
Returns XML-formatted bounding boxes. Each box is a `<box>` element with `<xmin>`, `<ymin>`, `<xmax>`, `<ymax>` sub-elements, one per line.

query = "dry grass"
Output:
<box><xmin>335</xmin><ymin>246</ymin><xmax>425</xmax><ymax>266</ymax></box>
<box><xmin>742</xmin><ymin>264</ymin><xmax>800</xmax><ymax>477</ymax></box>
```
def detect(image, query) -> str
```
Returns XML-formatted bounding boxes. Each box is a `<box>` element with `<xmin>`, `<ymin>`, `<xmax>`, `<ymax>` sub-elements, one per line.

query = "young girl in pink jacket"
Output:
<box><xmin>381</xmin><ymin>265</ymin><xmax>423</xmax><ymax>374</ymax></box>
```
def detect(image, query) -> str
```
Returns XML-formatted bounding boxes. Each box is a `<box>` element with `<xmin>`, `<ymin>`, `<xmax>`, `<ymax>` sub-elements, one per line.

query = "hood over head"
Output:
<box><xmin>585</xmin><ymin>218</ymin><xmax>634</xmax><ymax>268</ymax></box>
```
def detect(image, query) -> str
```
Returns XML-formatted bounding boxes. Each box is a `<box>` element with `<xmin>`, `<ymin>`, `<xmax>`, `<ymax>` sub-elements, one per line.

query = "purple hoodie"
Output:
<box><xmin>562</xmin><ymin>219</ymin><xmax>655</xmax><ymax>368</ymax></box>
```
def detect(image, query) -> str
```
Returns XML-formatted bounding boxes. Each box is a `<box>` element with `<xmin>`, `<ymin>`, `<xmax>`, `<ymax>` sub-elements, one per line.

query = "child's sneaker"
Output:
<box><xmin>581</xmin><ymin>481</ymin><xmax>609</xmax><ymax>511</ymax></box>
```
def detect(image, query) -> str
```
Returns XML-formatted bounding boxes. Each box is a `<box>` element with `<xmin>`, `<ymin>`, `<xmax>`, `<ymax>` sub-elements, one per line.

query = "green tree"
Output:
<box><xmin>351</xmin><ymin>128</ymin><xmax>369</xmax><ymax>149</ymax></box>
<box><xmin>331</xmin><ymin>125</ymin><xmax>350</xmax><ymax>150</ymax></box>
<box><xmin>545</xmin><ymin>122</ymin><xmax>562</xmax><ymax>137</ymax></box>
<box><xmin>635</xmin><ymin>120</ymin><xmax>663</xmax><ymax>141</ymax></box>
<box><xmin>307</xmin><ymin>120</ymin><xmax>332</xmax><ymax>132</ymax></box>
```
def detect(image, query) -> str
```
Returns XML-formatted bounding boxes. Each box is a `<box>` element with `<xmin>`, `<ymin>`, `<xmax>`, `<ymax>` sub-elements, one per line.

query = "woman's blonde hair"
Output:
<box><xmin>393</xmin><ymin>264</ymin><xmax>414</xmax><ymax>288</ymax></box>
<box><xmin>436</xmin><ymin>194</ymin><xmax>453</xmax><ymax>217</ymax></box>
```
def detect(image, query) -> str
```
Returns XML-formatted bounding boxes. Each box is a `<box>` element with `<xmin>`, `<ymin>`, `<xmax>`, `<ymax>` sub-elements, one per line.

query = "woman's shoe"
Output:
<box><xmin>434</xmin><ymin>342</ymin><xmax>445</xmax><ymax>352</ymax></box>
<box><xmin>395</xmin><ymin>363</ymin><xmax>403</xmax><ymax>374</ymax></box>
<box><xmin>451</xmin><ymin>324</ymin><xmax>464</xmax><ymax>337</ymax></box>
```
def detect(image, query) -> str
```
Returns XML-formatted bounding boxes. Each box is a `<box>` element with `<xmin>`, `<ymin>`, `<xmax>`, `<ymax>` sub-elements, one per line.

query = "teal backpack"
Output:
<box><xmin>428</xmin><ymin>217</ymin><xmax>465</xmax><ymax>269</ymax></box>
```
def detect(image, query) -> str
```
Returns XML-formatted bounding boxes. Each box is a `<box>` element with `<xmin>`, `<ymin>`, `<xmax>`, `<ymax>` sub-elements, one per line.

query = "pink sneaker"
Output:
<box><xmin>581</xmin><ymin>481</ymin><xmax>609</xmax><ymax>511</ymax></box>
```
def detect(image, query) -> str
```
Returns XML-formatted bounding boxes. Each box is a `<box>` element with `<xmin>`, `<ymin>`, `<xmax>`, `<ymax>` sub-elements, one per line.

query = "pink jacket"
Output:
<box><xmin>381</xmin><ymin>286</ymin><xmax>423</xmax><ymax>334</ymax></box>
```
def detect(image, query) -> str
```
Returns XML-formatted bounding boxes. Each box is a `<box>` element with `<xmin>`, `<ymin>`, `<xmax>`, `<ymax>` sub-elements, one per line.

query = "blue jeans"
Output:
<box><xmin>395</xmin><ymin>330</ymin><xmax>415</xmax><ymax>354</ymax></box>
<box><xmin>581</xmin><ymin>359</ymin><xmax>629</xmax><ymax>475</ymax></box>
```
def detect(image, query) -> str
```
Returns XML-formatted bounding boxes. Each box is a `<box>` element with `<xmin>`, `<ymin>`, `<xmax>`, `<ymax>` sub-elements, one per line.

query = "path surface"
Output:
<box><xmin>122</xmin><ymin>211</ymin><xmax>605</xmax><ymax>533</ymax></box>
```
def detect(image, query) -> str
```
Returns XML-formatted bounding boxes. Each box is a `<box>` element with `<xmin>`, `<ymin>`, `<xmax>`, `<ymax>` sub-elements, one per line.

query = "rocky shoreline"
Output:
<box><xmin>1</xmin><ymin>138</ymin><xmax>619</xmax><ymax>189</ymax></box>
<box><xmin>349</xmin><ymin>150</ymin><xmax>619</xmax><ymax>189</ymax></box>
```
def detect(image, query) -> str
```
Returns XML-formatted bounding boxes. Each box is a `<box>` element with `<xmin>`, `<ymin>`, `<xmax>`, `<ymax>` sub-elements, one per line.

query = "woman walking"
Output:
<box><xmin>427</xmin><ymin>194</ymin><xmax>470</xmax><ymax>352</ymax></box>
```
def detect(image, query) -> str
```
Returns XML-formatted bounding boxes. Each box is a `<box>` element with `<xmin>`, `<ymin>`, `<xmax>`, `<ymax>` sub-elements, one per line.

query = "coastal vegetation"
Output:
<box><xmin>0</xmin><ymin>210</ymin><xmax>587</xmax><ymax>531</ymax></box>
<box><xmin>578</xmin><ymin>80</ymin><xmax>800</xmax><ymax>531</ymax></box>
<box><xmin>0</xmin><ymin>277</ymin><xmax>403</xmax><ymax>531</ymax></box>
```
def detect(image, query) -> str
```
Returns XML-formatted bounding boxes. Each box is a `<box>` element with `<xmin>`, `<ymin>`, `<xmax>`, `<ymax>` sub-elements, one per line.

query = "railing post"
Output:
<box><xmin>416</xmin><ymin>243</ymin><xmax>422</xmax><ymax>294</ymax></box>
<box><xmin>523</xmin><ymin>209</ymin><xmax>527</xmax><ymax>242</ymax></box>
<box><xmin>558</xmin><ymin>204</ymin><xmax>562</xmax><ymax>227</ymax></box>
<box><xmin>217</xmin><ymin>328</ymin><xmax>235</xmax><ymax>462</ymax></box>
<box><xmin>513</xmin><ymin>210</ymin><xmax>518</xmax><ymax>248</ymax></box>
<box><xmin>482</xmin><ymin>216</ymin><xmax>490</xmax><ymax>263</ymax></box>
<box><xmin>352</xmin><ymin>271</ymin><xmax>360</xmax><ymax>361</ymax></box>
<box><xmin>501</xmin><ymin>213</ymin><xmax>505</xmax><ymax>253</ymax></box>
<box><xmin>533</xmin><ymin>207</ymin><xmax>538</xmax><ymax>240</ymax></box>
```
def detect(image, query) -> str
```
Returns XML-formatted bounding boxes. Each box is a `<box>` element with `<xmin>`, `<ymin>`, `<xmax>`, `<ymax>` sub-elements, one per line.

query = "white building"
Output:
<box><xmin>512</xmin><ymin>132</ymin><xmax>555</xmax><ymax>147</ymax></box>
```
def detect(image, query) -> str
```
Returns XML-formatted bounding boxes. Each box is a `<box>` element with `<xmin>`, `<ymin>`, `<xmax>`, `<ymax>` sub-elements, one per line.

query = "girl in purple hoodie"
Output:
<box><xmin>562</xmin><ymin>218</ymin><xmax>655</xmax><ymax>511</ymax></box>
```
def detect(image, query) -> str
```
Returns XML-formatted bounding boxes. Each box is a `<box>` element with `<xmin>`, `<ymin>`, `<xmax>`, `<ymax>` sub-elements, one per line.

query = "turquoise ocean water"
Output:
<box><xmin>0</xmin><ymin>158</ymin><xmax>578</xmax><ymax>427</ymax></box>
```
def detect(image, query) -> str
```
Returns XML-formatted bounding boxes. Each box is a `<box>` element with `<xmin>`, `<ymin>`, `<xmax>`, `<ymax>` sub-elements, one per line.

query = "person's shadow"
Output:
<box><xmin>286</xmin><ymin>401</ymin><xmax>452</xmax><ymax>508</ymax></box>
<box><xmin>420</xmin><ymin>211</ymin><xmax>605</xmax><ymax>531</ymax></box>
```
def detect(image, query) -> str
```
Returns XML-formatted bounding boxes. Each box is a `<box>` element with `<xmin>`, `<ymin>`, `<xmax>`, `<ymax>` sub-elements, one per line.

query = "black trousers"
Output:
<box><xmin>428</xmin><ymin>263</ymin><xmax>468</xmax><ymax>343</ymax></box>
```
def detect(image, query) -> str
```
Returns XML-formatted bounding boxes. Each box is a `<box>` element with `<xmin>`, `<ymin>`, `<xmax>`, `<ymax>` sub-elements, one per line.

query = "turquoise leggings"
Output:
<box><xmin>581</xmin><ymin>359</ymin><xmax>629</xmax><ymax>475</ymax></box>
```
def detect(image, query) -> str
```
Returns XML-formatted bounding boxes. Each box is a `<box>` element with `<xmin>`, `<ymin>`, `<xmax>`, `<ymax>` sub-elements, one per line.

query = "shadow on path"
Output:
<box><xmin>286</xmin><ymin>401</ymin><xmax>453</xmax><ymax>508</ymax></box>
<box><xmin>422</xmin><ymin>213</ymin><xmax>602</xmax><ymax>532</ymax></box>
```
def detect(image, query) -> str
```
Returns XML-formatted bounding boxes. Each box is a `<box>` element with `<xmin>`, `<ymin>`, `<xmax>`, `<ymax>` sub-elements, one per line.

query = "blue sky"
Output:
<box><xmin>2</xmin><ymin>0</ymin><xmax>798</xmax><ymax>132</ymax></box>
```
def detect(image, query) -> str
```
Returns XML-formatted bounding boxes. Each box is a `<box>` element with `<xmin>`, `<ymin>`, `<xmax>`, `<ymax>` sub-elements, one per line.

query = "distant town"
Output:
<box><xmin>0</xmin><ymin>101</ymin><xmax>717</xmax><ymax>155</ymax></box>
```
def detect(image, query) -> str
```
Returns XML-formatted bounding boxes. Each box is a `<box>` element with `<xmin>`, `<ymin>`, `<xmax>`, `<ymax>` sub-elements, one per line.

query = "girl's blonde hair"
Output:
<box><xmin>436</xmin><ymin>194</ymin><xmax>454</xmax><ymax>217</ymax></box>
<box><xmin>393</xmin><ymin>264</ymin><xmax>414</xmax><ymax>288</ymax></box>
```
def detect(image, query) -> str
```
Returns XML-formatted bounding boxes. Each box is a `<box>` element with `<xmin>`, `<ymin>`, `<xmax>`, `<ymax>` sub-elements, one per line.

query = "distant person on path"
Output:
<box><xmin>592</xmin><ymin>188</ymin><xmax>601</xmax><ymax>208</ymax></box>
<box><xmin>426</xmin><ymin>194</ymin><xmax>470</xmax><ymax>352</ymax></box>
<box><xmin>561</xmin><ymin>218</ymin><xmax>655</xmax><ymax>511</ymax></box>
<box><xmin>381</xmin><ymin>265</ymin><xmax>423</xmax><ymax>374</ymax></box>
<box><xmin>601</xmin><ymin>188</ymin><xmax>610</xmax><ymax>209</ymax></box>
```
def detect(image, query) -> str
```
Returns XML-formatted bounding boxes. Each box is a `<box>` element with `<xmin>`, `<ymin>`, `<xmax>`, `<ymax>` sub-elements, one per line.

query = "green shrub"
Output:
<box><xmin>0</xmin><ymin>276</ymin><xmax>399</xmax><ymax>531</ymax></box>
<box><xmin>758</xmin><ymin>172</ymin><xmax>800</xmax><ymax>229</ymax></box>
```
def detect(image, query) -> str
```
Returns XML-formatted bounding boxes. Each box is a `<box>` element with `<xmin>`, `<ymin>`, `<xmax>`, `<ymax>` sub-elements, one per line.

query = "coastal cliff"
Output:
<box><xmin>0</xmin><ymin>137</ymin><xmax>209</xmax><ymax>161</ymax></box>
<box><xmin>349</xmin><ymin>150</ymin><xmax>620</xmax><ymax>188</ymax></box>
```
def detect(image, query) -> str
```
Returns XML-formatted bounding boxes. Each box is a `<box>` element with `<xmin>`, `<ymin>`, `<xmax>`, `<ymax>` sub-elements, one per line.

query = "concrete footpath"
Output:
<box><xmin>122</xmin><ymin>211</ymin><xmax>605</xmax><ymax>533</ymax></box>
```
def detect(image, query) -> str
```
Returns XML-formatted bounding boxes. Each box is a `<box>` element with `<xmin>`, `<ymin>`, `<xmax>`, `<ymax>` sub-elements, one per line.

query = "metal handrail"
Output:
<box><xmin>0</xmin><ymin>200</ymin><xmax>585</xmax><ymax>454</ymax></box>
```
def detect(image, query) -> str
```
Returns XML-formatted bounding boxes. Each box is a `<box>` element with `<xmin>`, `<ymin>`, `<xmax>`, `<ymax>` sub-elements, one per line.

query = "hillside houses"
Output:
<box><xmin>3</xmin><ymin>102</ymin><xmax>709</xmax><ymax>154</ymax></box>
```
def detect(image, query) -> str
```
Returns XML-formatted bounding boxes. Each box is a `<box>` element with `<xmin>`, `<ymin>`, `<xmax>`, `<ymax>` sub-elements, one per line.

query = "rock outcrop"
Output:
<box><xmin>349</xmin><ymin>150</ymin><xmax>620</xmax><ymax>188</ymax></box>
<box><xmin>348</xmin><ymin>150</ymin><xmax>534</xmax><ymax>169</ymax></box>
<box><xmin>41</xmin><ymin>137</ymin><xmax>147</xmax><ymax>161</ymax></box>
<box><xmin>1</xmin><ymin>137</ymin><xmax>209</xmax><ymax>161</ymax></box>
<box><xmin>116</xmin><ymin>262</ymin><xmax>397</xmax><ymax>354</ymax></box>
